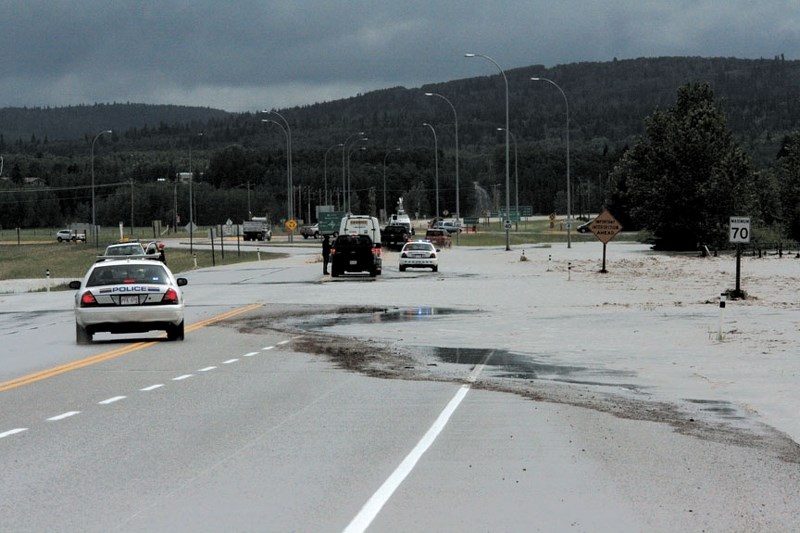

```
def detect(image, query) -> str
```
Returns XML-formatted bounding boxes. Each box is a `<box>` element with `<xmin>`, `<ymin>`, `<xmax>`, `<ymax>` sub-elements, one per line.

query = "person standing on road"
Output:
<box><xmin>322</xmin><ymin>234</ymin><xmax>331</xmax><ymax>275</ymax></box>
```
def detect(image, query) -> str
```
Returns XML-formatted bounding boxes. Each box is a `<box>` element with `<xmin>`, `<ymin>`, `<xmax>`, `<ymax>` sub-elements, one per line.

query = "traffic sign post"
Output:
<box><xmin>729</xmin><ymin>217</ymin><xmax>750</xmax><ymax>299</ymax></box>
<box><xmin>587</xmin><ymin>209</ymin><xmax>623</xmax><ymax>273</ymax></box>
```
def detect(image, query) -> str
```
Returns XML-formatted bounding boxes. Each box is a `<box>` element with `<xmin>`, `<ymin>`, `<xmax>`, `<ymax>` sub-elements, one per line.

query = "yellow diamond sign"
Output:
<box><xmin>588</xmin><ymin>210</ymin><xmax>622</xmax><ymax>244</ymax></box>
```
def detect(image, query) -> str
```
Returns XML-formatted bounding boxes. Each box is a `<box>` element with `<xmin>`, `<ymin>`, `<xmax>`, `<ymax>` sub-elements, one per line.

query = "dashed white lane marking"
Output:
<box><xmin>243</xmin><ymin>352</ymin><xmax>259</xmax><ymax>357</ymax></box>
<box><xmin>277</xmin><ymin>340</ymin><xmax>290</xmax><ymax>346</ymax></box>
<box><xmin>47</xmin><ymin>411</ymin><xmax>81</xmax><ymax>422</ymax></box>
<box><xmin>140</xmin><ymin>384</ymin><xmax>164</xmax><ymax>391</ymax></box>
<box><xmin>0</xmin><ymin>428</ymin><xmax>28</xmax><ymax>439</ymax></box>
<box><xmin>262</xmin><ymin>346</ymin><xmax>275</xmax><ymax>351</ymax></box>
<box><xmin>172</xmin><ymin>375</ymin><xmax>193</xmax><ymax>381</ymax></box>
<box><xmin>222</xmin><ymin>358</ymin><xmax>239</xmax><ymax>365</ymax></box>
<box><xmin>98</xmin><ymin>396</ymin><xmax>126</xmax><ymax>405</ymax></box>
<box><xmin>198</xmin><ymin>366</ymin><xmax>217</xmax><ymax>372</ymax></box>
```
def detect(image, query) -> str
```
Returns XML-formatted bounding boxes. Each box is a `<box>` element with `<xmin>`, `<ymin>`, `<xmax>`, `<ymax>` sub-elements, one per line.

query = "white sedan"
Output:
<box><xmin>69</xmin><ymin>258</ymin><xmax>188</xmax><ymax>344</ymax></box>
<box><xmin>399</xmin><ymin>240</ymin><xmax>439</xmax><ymax>272</ymax></box>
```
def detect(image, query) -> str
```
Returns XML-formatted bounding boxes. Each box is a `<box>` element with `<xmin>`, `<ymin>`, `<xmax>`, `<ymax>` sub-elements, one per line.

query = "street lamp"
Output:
<box><xmin>497</xmin><ymin>127</ymin><xmax>518</xmax><ymax>230</ymax></box>
<box><xmin>324</xmin><ymin>143</ymin><xmax>343</xmax><ymax>206</ymax></box>
<box><xmin>263</xmin><ymin>110</ymin><xmax>294</xmax><ymax>242</ymax></box>
<box><xmin>262</xmin><ymin>118</ymin><xmax>291</xmax><ymax>238</ymax></box>
<box><xmin>348</xmin><ymin>143</ymin><xmax>367</xmax><ymax>212</ymax></box>
<box><xmin>188</xmin><ymin>132</ymin><xmax>203</xmax><ymax>254</ymax></box>
<box><xmin>91</xmin><ymin>129</ymin><xmax>112</xmax><ymax>248</ymax></box>
<box><xmin>383</xmin><ymin>148</ymin><xmax>400</xmax><ymax>221</ymax></box>
<box><xmin>466</xmin><ymin>52</ymin><xmax>511</xmax><ymax>250</ymax></box>
<box><xmin>424</xmin><ymin>91</ymin><xmax>460</xmax><ymax>244</ymax></box>
<box><xmin>422</xmin><ymin>123</ymin><xmax>439</xmax><ymax>220</ymax></box>
<box><xmin>342</xmin><ymin>132</ymin><xmax>366</xmax><ymax>213</ymax></box>
<box><xmin>531</xmin><ymin>77</ymin><xmax>571</xmax><ymax>247</ymax></box>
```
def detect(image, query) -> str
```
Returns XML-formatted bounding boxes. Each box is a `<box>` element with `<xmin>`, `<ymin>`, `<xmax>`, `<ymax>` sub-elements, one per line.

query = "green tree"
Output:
<box><xmin>610</xmin><ymin>82</ymin><xmax>757</xmax><ymax>250</ymax></box>
<box><xmin>776</xmin><ymin>133</ymin><xmax>800</xmax><ymax>239</ymax></box>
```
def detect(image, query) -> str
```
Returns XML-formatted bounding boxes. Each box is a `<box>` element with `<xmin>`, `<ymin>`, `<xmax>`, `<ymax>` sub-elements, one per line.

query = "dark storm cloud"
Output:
<box><xmin>1</xmin><ymin>0</ymin><xmax>797</xmax><ymax>112</ymax></box>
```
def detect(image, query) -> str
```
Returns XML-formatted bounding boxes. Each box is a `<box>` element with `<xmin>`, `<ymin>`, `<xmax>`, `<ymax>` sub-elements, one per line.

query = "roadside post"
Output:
<box><xmin>587</xmin><ymin>209</ymin><xmax>623</xmax><ymax>273</ymax></box>
<box><xmin>46</xmin><ymin>269</ymin><xmax>51</xmax><ymax>293</ymax></box>
<box><xmin>718</xmin><ymin>293</ymin><xmax>726</xmax><ymax>341</ymax></box>
<box><xmin>729</xmin><ymin>216</ymin><xmax>750</xmax><ymax>299</ymax></box>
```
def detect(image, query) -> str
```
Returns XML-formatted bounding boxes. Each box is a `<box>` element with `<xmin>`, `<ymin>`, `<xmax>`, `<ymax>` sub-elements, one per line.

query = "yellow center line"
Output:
<box><xmin>0</xmin><ymin>303</ymin><xmax>263</xmax><ymax>393</ymax></box>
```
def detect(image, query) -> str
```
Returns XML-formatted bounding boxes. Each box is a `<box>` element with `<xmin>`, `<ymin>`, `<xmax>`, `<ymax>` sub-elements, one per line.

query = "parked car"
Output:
<box><xmin>100</xmin><ymin>242</ymin><xmax>147</xmax><ymax>259</ymax></box>
<box><xmin>330</xmin><ymin>234</ymin><xmax>381</xmax><ymax>277</ymax></box>
<box><xmin>424</xmin><ymin>228</ymin><xmax>451</xmax><ymax>248</ymax></box>
<box><xmin>56</xmin><ymin>229</ymin><xmax>86</xmax><ymax>242</ymax></box>
<box><xmin>435</xmin><ymin>220</ymin><xmax>463</xmax><ymax>233</ymax></box>
<box><xmin>301</xmin><ymin>223</ymin><xmax>320</xmax><ymax>239</ymax></box>
<box><xmin>68</xmin><ymin>258</ymin><xmax>188</xmax><ymax>344</ymax></box>
<box><xmin>399</xmin><ymin>240</ymin><xmax>439</xmax><ymax>272</ymax></box>
<box><xmin>381</xmin><ymin>224</ymin><xmax>410</xmax><ymax>250</ymax></box>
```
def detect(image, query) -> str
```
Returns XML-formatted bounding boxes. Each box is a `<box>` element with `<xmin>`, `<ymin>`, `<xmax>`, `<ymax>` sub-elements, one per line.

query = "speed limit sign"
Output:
<box><xmin>729</xmin><ymin>216</ymin><xmax>750</xmax><ymax>243</ymax></box>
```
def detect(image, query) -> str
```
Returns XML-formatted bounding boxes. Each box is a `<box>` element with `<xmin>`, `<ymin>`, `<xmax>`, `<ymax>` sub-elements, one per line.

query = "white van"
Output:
<box><xmin>338</xmin><ymin>214</ymin><xmax>382</xmax><ymax>275</ymax></box>
<box><xmin>339</xmin><ymin>215</ymin><xmax>382</xmax><ymax>246</ymax></box>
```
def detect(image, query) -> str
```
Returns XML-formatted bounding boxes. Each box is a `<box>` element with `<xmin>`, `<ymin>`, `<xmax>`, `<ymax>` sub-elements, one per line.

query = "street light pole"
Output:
<box><xmin>342</xmin><ymin>132</ymin><xmax>365</xmax><ymax>213</ymax></box>
<box><xmin>425</xmin><ymin>91</ymin><xmax>460</xmax><ymax>244</ymax></box>
<box><xmin>497</xmin><ymin>127</ymin><xmax>519</xmax><ymax>230</ymax></box>
<box><xmin>262</xmin><ymin>118</ymin><xmax>291</xmax><ymax>237</ymax></box>
<box><xmin>466</xmin><ymin>53</ymin><xmax>510</xmax><ymax>250</ymax></box>
<box><xmin>383</xmin><ymin>148</ymin><xmax>400</xmax><ymax>222</ymax></box>
<box><xmin>531</xmin><ymin>77</ymin><xmax>571</xmax><ymax>248</ymax></box>
<box><xmin>422</xmin><ymin>123</ymin><xmax>439</xmax><ymax>221</ymax></box>
<box><xmin>188</xmin><ymin>132</ymin><xmax>203</xmax><ymax>254</ymax></box>
<box><xmin>348</xmin><ymin>143</ymin><xmax>366</xmax><ymax>212</ymax></box>
<box><xmin>263</xmin><ymin>110</ymin><xmax>294</xmax><ymax>242</ymax></box>
<box><xmin>91</xmin><ymin>129</ymin><xmax>112</xmax><ymax>248</ymax></box>
<box><xmin>325</xmin><ymin>143</ymin><xmax>343</xmax><ymax>206</ymax></box>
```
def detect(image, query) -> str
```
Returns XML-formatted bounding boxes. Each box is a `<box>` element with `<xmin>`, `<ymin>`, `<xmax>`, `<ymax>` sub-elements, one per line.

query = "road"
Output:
<box><xmin>1</xmin><ymin>241</ymin><xmax>798</xmax><ymax>532</ymax></box>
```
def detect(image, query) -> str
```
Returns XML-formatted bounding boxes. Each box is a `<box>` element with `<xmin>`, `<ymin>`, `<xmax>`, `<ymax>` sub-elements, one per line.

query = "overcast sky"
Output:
<box><xmin>1</xmin><ymin>1</ymin><xmax>797</xmax><ymax>113</ymax></box>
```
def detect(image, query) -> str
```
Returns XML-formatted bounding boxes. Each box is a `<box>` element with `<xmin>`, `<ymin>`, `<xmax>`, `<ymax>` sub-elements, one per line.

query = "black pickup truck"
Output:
<box><xmin>330</xmin><ymin>234</ymin><xmax>382</xmax><ymax>277</ymax></box>
<box><xmin>380</xmin><ymin>225</ymin><xmax>410</xmax><ymax>251</ymax></box>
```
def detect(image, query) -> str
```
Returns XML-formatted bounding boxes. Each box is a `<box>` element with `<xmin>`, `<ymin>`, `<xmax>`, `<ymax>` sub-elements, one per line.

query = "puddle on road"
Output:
<box><xmin>685</xmin><ymin>398</ymin><xmax>746</xmax><ymax>420</ymax></box>
<box><xmin>427</xmin><ymin>346</ymin><xmax>639</xmax><ymax>390</ymax></box>
<box><xmin>296</xmin><ymin>306</ymin><xmax>474</xmax><ymax>330</ymax></box>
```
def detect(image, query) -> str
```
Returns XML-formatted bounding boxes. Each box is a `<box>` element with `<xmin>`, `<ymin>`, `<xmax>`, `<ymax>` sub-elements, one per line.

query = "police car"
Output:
<box><xmin>68</xmin><ymin>258</ymin><xmax>188</xmax><ymax>344</ymax></box>
<box><xmin>399</xmin><ymin>240</ymin><xmax>439</xmax><ymax>272</ymax></box>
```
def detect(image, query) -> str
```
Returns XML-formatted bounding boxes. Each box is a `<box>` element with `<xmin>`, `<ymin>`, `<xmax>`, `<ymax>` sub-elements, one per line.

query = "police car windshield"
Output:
<box><xmin>87</xmin><ymin>264</ymin><xmax>169</xmax><ymax>286</ymax></box>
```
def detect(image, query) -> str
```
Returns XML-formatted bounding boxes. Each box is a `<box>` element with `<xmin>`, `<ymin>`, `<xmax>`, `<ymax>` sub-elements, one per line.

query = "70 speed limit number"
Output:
<box><xmin>729</xmin><ymin>216</ymin><xmax>750</xmax><ymax>243</ymax></box>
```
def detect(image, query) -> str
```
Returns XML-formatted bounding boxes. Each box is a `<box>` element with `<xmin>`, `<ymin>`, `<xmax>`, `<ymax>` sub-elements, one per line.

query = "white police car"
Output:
<box><xmin>69</xmin><ymin>258</ymin><xmax>187</xmax><ymax>344</ymax></box>
<box><xmin>399</xmin><ymin>240</ymin><xmax>439</xmax><ymax>272</ymax></box>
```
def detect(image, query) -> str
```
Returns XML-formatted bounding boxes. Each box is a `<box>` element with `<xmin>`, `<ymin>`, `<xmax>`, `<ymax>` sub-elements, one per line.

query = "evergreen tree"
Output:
<box><xmin>610</xmin><ymin>82</ymin><xmax>758</xmax><ymax>250</ymax></box>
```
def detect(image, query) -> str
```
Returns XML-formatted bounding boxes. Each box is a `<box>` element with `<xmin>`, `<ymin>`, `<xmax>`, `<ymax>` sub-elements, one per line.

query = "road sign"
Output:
<box><xmin>729</xmin><ymin>216</ymin><xmax>750</xmax><ymax>243</ymax></box>
<box><xmin>588</xmin><ymin>210</ymin><xmax>622</xmax><ymax>244</ymax></box>
<box><xmin>319</xmin><ymin>211</ymin><xmax>344</xmax><ymax>233</ymax></box>
<box><xmin>504</xmin><ymin>220</ymin><xmax>512</xmax><ymax>230</ymax></box>
<box><xmin>285</xmin><ymin>219</ymin><xmax>298</xmax><ymax>231</ymax></box>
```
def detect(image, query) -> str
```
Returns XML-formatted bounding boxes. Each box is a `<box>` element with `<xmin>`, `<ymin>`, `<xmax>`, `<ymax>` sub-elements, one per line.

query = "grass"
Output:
<box><xmin>0</xmin><ymin>241</ymin><xmax>278</xmax><ymax>282</ymax></box>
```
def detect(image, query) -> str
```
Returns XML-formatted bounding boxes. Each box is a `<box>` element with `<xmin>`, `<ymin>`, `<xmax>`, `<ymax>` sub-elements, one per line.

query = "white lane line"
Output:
<box><xmin>242</xmin><ymin>351</ymin><xmax>259</xmax><ymax>357</ymax></box>
<box><xmin>140</xmin><ymin>384</ymin><xmax>164</xmax><ymax>391</ymax></box>
<box><xmin>0</xmin><ymin>428</ymin><xmax>28</xmax><ymax>439</ymax></box>
<box><xmin>277</xmin><ymin>340</ymin><xmax>290</xmax><ymax>346</ymax></box>
<box><xmin>172</xmin><ymin>374</ymin><xmax>193</xmax><ymax>381</ymax></box>
<box><xmin>198</xmin><ymin>366</ymin><xmax>217</xmax><ymax>372</ymax></box>
<box><xmin>343</xmin><ymin>385</ymin><xmax>472</xmax><ymax>533</ymax></box>
<box><xmin>222</xmin><ymin>358</ymin><xmax>239</xmax><ymax>365</ymax></box>
<box><xmin>98</xmin><ymin>396</ymin><xmax>126</xmax><ymax>405</ymax></box>
<box><xmin>262</xmin><ymin>346</ymin><xmax>275</xmax><ymax>351</ymax></box>
<box><xmin>47</xmin><ymin>411</ymin><xmax>81</xmax><ymax>422</ymax></box>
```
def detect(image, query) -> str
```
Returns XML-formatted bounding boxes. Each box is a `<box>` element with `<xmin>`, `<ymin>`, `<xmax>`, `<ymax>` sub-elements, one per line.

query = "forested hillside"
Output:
<box><xmin>1</xmin><ymin>56</ymin><xmax>799</xmax><ymax>239</ymax></box>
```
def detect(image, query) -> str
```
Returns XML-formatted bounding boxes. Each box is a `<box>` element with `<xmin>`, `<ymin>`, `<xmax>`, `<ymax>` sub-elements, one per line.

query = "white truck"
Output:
<box><xmin>56</xmin><ymin>229</ymin><xmax>86</xmax><ymax>242</ymax></box>
<box><xmin>242</xmin><ymin>218</ymin><xmax>272</xmax><ymax>241</ymax></box>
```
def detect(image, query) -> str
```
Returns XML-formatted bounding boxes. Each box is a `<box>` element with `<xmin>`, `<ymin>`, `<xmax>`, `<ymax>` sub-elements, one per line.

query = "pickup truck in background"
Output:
<box><xmin>56</xmin><ymin>229</ymin><xmax>86</xmax><ymax>242</ymax></box>
<box><xmin>242</xmin><ymin>218</ymin><xmax>272</xmax><ymax>241</ymax></box>
<box><xmin>330</xmin><ymin>234</ymin><xmax>381</xmax><ymax>277</ymax></box>
<box><xmin>381</xmin><ymin>224</ymin><xmax>410</xmax><ymax>250</ymax></box>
